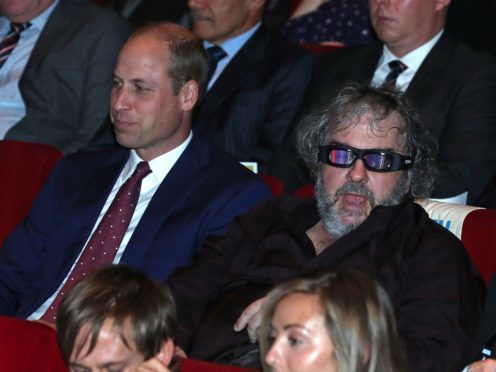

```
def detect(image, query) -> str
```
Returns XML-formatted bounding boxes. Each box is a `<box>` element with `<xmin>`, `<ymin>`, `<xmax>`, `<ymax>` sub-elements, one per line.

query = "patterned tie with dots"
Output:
<box><xmin>40</xmin><ymin>161</ymin><xmax>151</xmax><ymax>322</ymax></box>
<box><xmin>383</xmin><ymin>60</ymin><xmax>408</xmax><ymax>90</ymax></box>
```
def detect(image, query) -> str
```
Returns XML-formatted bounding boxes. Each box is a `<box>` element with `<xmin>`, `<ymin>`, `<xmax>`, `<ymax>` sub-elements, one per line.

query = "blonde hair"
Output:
<box><xmin>259</xmin><ymin>270</ymin><xmax>405</xmax><ymax>372</ymax></box>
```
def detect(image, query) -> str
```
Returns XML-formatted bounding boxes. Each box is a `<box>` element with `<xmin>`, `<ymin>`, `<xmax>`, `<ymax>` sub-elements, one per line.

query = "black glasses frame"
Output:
<box><xmin>318</xmin><ymin>143</ymin><xmax>414</xmax><ymax>172</ymax></box>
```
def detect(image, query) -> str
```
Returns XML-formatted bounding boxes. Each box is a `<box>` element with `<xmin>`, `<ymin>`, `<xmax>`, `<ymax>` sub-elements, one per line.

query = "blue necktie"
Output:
<box><xmin>206</xmin><ymin>45</ymin><xmax>227</xmax><ymax>82</ymax></box>
<box><xmin>383</xmin><ymin>60</ymin><xmax>407</xmax><ymax>90</ymax></box>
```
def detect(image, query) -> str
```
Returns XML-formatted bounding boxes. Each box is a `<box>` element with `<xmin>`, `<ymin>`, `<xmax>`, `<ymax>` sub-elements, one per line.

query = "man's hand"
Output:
<box><xmin>468</xmin><ymin>359</ymin><xmax>496</xmax><ymax>372</ymax></box>
<box><xmin>233</xmin><ymin>297</ymin><xmax>266</xmax><ymax>343</ymax></box>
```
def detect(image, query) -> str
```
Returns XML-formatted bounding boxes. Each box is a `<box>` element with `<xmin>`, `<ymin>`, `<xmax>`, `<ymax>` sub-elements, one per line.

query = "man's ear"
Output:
<box><xmin>435</xmin><ymin>0</ymin><xmax>451</xmax><ymax>12</ymax></box>
<box><xmin>179</xmin><ymin>80</ymin><xmax>199</xmax><ymax>112</ymax></box>
<box><xmin>247</xmin><ymin>0</ymin><xmax>266</xmax><ymax>12</ymax></box>
<box><xmin>156</xmin><ymin>338</ymin><xmax>175</xmax><ymax>366</ymax></box>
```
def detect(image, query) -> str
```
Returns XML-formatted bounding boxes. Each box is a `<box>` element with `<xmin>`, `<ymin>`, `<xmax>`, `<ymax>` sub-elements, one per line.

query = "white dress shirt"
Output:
<box><xmin>371</xmin><ymin>30</ymin><xmax>443</xmax><ymax>92</ymax></box>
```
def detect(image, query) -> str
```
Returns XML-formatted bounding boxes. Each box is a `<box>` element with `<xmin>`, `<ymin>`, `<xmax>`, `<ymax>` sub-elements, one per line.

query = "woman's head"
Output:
<box><xmin>259</xmin><ymin>270</ymin><xmax>405</xmax><ymax>372</ymax></box>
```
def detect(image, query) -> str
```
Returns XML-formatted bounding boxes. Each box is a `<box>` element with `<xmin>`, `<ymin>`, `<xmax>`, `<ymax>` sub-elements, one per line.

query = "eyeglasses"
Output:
<box><xmin>318</xmin><ymin>143</ymin><xmax>414</xmax><ymax>172</ymax></box>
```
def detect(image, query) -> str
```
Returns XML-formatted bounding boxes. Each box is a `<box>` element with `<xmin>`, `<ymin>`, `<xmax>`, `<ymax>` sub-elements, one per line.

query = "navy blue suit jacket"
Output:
<box><xmin>0</xmin><ymin>134</ymin><xmax>271</xmax><ymax>318</ymax></box>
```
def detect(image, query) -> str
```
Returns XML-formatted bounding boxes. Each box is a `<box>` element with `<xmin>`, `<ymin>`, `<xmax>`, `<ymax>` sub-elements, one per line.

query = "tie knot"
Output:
<box><xmin>206</xmin><ymin>45</ymin><xmax>227</xmax><ymax>63</ymax></box>
<box><xmin>132</xmin><ymin>161</ymin><xmax>152</xmax><ymax>180</ymax></box>
<box><xmin>388</xmin><ymin>60</ymin><xmax>407</xmax><ymax>75</ymax></box>
<box><xmin>10</xmin><ymin>22</ymin><xmax>31</xmax><ymax>34</ymax></box>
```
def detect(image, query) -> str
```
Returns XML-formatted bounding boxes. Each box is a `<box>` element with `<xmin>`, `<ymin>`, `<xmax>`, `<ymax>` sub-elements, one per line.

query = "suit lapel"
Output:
<box><xmin>120</xmin><ymin>134</ymin><xmax>210</xmax><ymax>264</ymax></box>
<box><xmin>405</xmin><ymin>33</ymin><xmax>454</xmax><ymax>106</ymax></box>
<box><xmin>25</xmin><ymin>1</ymin><xmax>71</xmax><ymax>68</ymax></box>
<box><xmin>194</xmin><ymin>27</ymin><xmax>271</xmax><ymax>129</ymax></box>
<box><xmin>58</xmin><ymin>150</ymin><xmax>130</xmax><ymax>258</ymax></box>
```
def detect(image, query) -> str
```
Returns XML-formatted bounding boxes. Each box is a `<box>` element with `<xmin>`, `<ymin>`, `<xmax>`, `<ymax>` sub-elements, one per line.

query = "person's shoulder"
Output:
<box><xmin>59</xmin><ymin>147</ymin><xmax>128</xmax><ymax>169</ymax></box>
<box><xmin>55</xmin><ymin>0</ymin><xmax>131</xmax><ymax>28</ymax></box>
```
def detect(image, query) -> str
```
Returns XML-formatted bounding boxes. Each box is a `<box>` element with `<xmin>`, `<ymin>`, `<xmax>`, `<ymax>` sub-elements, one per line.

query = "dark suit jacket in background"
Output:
<box><xmin>276</xmin><ymin>32</ymin><xmax>496</xmax><ymax>207</ymax></box>
<box><xmin>0</xmin><ymin>133</ymin><xmax>272</xmax><ymax>318</ymax></box>
<box><xmin>193</xmin><ymin>26</ymin><xmax>315</xmax><ymax>172</ymax></box>
<box><xmin>5</xmin><ymin>0</ymin><xmax>131</xmax><ymax>153</ymax></box>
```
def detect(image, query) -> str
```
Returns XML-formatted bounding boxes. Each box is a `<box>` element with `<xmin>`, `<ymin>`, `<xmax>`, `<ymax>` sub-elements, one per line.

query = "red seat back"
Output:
<box><xmin>0</xmin><ymin>316</ymin><xmax>67</xmax><ymax>371</ymax></box>
<box><xmin>180</xmin><ymin>358</ymin><xmax>259</xmax><ymax>371</ymax></box>
<box><xmin>0</xmin><ymin>140</ymin><xmax>62</xmax><ymax>246</ymax></box>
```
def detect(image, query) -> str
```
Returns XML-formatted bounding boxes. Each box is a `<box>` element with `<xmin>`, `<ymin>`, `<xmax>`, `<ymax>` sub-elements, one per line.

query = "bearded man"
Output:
<box><xmin>167</xmin><ymin>84</ymin><xmax>483</xmax><ymax>372</ymax></box>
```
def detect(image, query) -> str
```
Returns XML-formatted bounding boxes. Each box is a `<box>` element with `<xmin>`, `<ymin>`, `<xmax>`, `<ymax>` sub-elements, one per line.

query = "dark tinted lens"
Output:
<box><xmin>363</xmin><ymin>152</ymin><xmax>392</xmax><ymax>170</ymax></box>
<box><xmin>329</xmin><ymin>148</ymin><xmax>355</xmax><ymax>165</ymax></box>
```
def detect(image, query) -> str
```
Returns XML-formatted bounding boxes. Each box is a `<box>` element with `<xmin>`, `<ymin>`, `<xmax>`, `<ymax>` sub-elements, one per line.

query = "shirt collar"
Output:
<box><xmin>203</xmin><ymin>22</ymin><xmax>261</xmax><ymax>59</ymax></box>
<box><xmin>128</xmin><ymin>130</ymin><xmax>193</xmax><ymax>184</ymax></box>
<box><xmin>379</xmin><ymin>29</ymin><xmax>443</xmax><ymax>74</ymax></box>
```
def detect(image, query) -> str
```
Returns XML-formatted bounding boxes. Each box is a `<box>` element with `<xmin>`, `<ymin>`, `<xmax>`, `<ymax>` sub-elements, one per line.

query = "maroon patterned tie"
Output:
<box><xmin>40</xmin><ymin>161</ymin><xmax>151</xmax><ymax>322</ymax></box>
<box><xmin>0</xmin><ymin>22</ymin><xmax>31</xmax><ymax>69</ymax></box>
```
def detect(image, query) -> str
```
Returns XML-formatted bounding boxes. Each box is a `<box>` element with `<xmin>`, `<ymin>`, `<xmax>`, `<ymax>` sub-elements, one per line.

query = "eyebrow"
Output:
<box><xmin>329</xmin><ymin>141</ymin><xmax>398</xmax><ymax>152</ymax></box>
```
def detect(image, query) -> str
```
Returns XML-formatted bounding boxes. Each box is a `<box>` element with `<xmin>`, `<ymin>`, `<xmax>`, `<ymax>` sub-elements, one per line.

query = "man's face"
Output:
<box><xmin>316</xmin><ymin>114</ymin><xmax>410</xmax><ymax>238</ymax></box>
<box><xmin>0</xmin><ymin>0</ymin><xmax>52</xmax><ymax>22</ymax></box>
<box><xmin>69</xmin><ymin>319</ymin><xmax>145</xmax><ymax>372</ymax></box>
<box><xmin>110</xmin><ymin>35</ymin><xmax>193</xmax><ymax>161</ymax></box>
<box><xmin>369</xmin><ymin>0</ymin><xmax>449</xmax><ymax>56</ymax></box>
<box><xmin>188</xmin><ymin>0</ymin><xmax>256</xmax><ymax>44</ymax></box>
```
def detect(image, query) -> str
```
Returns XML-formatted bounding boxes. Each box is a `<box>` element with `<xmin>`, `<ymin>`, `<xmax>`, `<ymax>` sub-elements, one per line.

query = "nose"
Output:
<box><xmin>346</xmin><ymin>159</ymin><xmax>369</xmax><ymax>183</ymax></box>
<box><xmin>265</xmin><ymin>339</ymin><xmax>283</xmax><ymax>370</ymax></box>
<box><xmin>110</xmin><ymin>85</ymin><xmax>130</xmax><ymax>112</ymax></box>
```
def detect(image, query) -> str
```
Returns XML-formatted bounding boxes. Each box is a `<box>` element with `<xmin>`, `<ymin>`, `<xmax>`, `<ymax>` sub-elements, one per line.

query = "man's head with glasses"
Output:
<box><xmin>298</xmin><ymin>84</ymin><xmax>436</xmax><ymax>238</ymax></box>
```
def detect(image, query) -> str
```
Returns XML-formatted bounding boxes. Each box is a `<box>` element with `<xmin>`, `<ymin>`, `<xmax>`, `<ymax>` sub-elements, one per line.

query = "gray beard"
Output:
<box><xmin>315</xmin><ymin>172</ymin><xmax>410</xmax><ymax>239</ymax></box>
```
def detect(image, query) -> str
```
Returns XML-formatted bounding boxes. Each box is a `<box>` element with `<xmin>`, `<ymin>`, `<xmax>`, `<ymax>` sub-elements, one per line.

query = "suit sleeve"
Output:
<box><xmin>0</xmin><ymin>162</ymin><xmax>63</xmax><ymax>315</ymax></box>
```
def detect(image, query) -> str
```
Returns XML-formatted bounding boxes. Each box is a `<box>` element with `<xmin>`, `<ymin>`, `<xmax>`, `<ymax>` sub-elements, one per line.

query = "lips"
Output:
<box><xmin>341</xmin><ymin>193</ymin><xmax>369</xmax><ymax>208</ymax></box>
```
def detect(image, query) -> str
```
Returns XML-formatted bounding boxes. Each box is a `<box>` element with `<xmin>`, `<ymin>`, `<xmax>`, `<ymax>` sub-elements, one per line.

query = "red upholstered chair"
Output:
<box><xmin>0</xmin><ymin>140</ymin><xmax>63</xmax><ymax>246</ymax></box>
<box><xmin>180</xmin><ymin>358</ymin><xmax>259</xmax><ymax>372</ymax></box>
<box><xmin>0</xmin><ymin>316</ymin><xmax>67</xmax><ymax>371</ymax></box>
<box><xmin>259</xmin><ymin>173</ymin><xmax>284</xmax><ymax>197</ymax></box>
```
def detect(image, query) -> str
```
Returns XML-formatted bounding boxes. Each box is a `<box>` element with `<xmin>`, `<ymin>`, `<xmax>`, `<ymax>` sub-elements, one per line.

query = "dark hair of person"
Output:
<box><xmin>131</xmin><ymin>22</ymin><xmax>208</xmax><ymax>101</ymax></box>
<box><xmin>56</xmin><ymin>264</ymin><xmax>177</xmax><ymax>362</ymax></box>
<box><xmin>297</xmin><ymin>84</ymin><xmax>437</xmax><ymax>198</ymax></box>
<box><xmin>259</xmin><ymin>270</ymin><xmax>406</xmax><ymax>372</ymax></box>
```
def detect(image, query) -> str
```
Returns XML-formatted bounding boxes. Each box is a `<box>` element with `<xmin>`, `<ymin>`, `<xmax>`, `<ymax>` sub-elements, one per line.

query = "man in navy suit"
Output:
<box><xmin>272</xmin><ymin>0</ymin><xmax>496</xmax><ymax>208</ymax></box>
<box><xmin>188</xmin><ymin>0</ymin><xmax>315</xmax><ymax>174</ymax></box>
<box><xmin>0</xmin><ymin>23</ymin><xmax>271</xmax><ymax>321</ymax></box>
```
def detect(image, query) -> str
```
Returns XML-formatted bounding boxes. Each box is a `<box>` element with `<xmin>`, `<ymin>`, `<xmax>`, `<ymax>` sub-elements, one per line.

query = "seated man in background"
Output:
<box><xmin>0</xmin><ymin>0</ymin><xmax>131</xmax><ymax>152</ymax></box>
<box><xmin>57</xmin><ymin>265</ymin><xmax>175</xmax><ymax>372</ymax></box>
<box><xmin>168</xmin><ymin>85</ymin><xmax>483</xmax><ymax>371</ymax></box>
<box><xmin>271</xmin><ymin>0</ymin><xmax>496</xmax><ymax>208</ymax></box>
<box><xmin>0</xmin><ymin>22</ymin><xmax>270</xmax><ymax>322</ymax></box>
<box><xmin>188</xmin><ymin>0</ymin><xmax>315</xmax><ymax>173</ymax></box>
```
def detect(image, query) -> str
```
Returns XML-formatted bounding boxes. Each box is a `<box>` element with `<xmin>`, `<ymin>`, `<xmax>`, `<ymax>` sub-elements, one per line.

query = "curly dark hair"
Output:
<box><xmin>297</xmin><ymin>84</ymin><xmax>437</xmax><ymax>198</ymax></box>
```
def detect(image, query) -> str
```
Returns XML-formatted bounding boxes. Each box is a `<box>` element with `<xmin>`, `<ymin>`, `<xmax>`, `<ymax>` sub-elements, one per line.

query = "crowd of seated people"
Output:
<box><xmin>1</xmin><ymin>0</ymin><xmax>496</xmax><ymax>370</ymax></box>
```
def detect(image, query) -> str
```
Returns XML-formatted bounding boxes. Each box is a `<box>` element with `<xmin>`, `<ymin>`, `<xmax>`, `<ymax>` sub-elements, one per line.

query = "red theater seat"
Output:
<box><xmin>0</xmin><ymin>316</ymin><xmax>67</xmax><ymax>371</ymax></box>
<box><xmin>0</xmin><ymin>141</ymin><xmax>62</xmax><ymax>246</ymax></box>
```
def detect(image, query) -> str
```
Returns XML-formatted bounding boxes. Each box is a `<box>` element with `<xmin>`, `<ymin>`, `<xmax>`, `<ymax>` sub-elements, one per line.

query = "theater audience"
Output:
<box><xmin>271</xmin><ymin>0</ymin><xmax>496</xmax><ymax>208</ymax></box>
<box><xmin>188</xmin><ymin>0</ymin><xmax>315</xmax><ymax>173</ymax></box>
<box><xmin>0</xmin><ymin>22</ymin><xmax>270</xmax><ymax>322</ymax></box>
<box><xmin>0</xmin><ymin>0</ymin><xmax>131</xmax><ymax>152</ymax></box>
<box><xmin>259</xmin><ymin>270</ymin><xmax>405</xmax><ymax>372</ymax></box>
<box><xmin>57</xmin><ymin>265</ymin><xmax>176</xmax><ymax>372</ymax></box>
<box><xmin>281</xmin><ymin>0</ymin><xmax>375</xmax><ymax>47</ymax></box>
<box><xmin>168</xmin><ymin>85</ymin><xmax>483</xmax><ymax>371</ymax></box>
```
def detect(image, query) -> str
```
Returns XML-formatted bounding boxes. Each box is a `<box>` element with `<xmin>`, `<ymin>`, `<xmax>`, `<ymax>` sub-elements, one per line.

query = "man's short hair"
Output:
<box><xmin>297</xmin><ymin>84</ymin><xmax>437</xmax><ymax>198</ymax></box>
<box><xmin>131</xmin><ymin>22</ymin><xmax>208</xmax><ymax>100</ymax></box>
<box><xmin>56</xmin><ymin>265</ymin><xmax>177</xmax><ymax>362</ymax></box>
